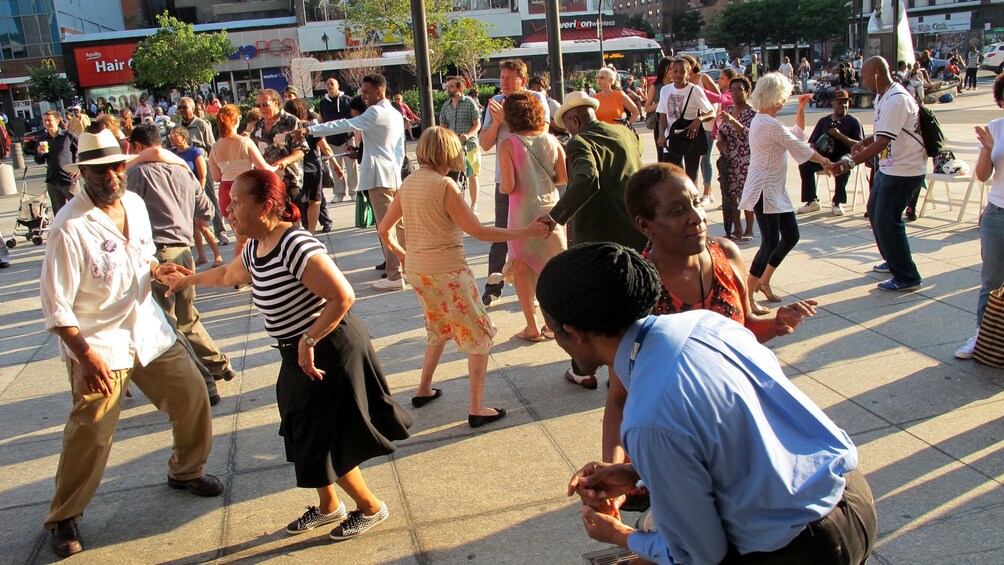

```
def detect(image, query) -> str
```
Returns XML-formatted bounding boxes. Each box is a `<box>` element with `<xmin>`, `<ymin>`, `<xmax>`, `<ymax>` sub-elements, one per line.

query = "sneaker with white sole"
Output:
<box><xmin>831</xmin><ymin>204</ymin><xmax>845</xmax><ymax>216</ymax></box>
<box><xmin>373</xmin><ymin>278</ymin><xmax>406</xmax><ymax>291</ymax></box>
<box><xmin>471</xmin><ymin>205</ymin><xmax>479</xmax><ymax>215</ymax></box>
<box><xmin>286</xmin><ymin>503</ymin><xmax>347</xmax><ymax>535</ymax></box>
<box><xmin>797</xmin><ymin>201</ymin><xmax>821</xmax><ymax>214</ymax></box>
<box><xmin>872</xmin><ymin>262</ymin><xmax>890</xmax><ymax>273</ymax></box>
<box><xmin>329</xmin><ymin>502</ymin><xmax>389</xmax><ymax>540</ymax></box>
<box><xmin>955</xmin><ymin>334</ymin><xmax>979</xmax><ymax>359</ymax></box>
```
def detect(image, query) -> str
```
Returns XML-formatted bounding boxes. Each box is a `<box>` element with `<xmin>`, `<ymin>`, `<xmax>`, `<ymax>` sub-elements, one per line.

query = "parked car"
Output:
<box><xmin>981</xmin><ymin>43</ymin><xmax>1004</xmax><ymax>74</ymax></box>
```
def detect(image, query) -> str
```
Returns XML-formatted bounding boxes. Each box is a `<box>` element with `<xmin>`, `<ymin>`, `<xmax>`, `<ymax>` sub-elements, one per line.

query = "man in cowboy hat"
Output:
<box><xmin>536</xmin><ymin>91</ymin><xmax>647</xmax><ymax>390</ymax></box>
<box><xmin>40</xmin><ymin>129</ymin><xmax>223</xmax><ymax>558</ymax></box>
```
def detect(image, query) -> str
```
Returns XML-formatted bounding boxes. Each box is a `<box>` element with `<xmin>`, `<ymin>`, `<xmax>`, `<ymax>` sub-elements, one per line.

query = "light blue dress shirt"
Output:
<box><xmin>615</xmin><ymin>311</ymin><xmax>857</xmax><ymax>564</ymax></box>
<box><xmin>308</xmin><ymin>98</ymin><xmax>405</xmax><ymax>191</ymax></box>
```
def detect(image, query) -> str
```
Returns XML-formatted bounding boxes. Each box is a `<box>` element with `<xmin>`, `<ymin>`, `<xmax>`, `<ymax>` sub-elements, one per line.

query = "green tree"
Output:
<box><xmin>342</xmin><ymin>0</ymin><xmax>455</xmax><ymax>54</ymax></box>
<box><xmin>27</xmin><ymin>65</ymin><xmax>76</xmax><ymax>103</ymax></box>
<box><xmin>442</xmin><ymin>18</ymin><xmax>514</xmax><ymax>84</ymax></box>
<box><xmin>624</xmin><ymin>14</ymin><xmax>655</xmax><ymax>37</ymax></box>
<box><xmin>671</xmin><ymin>9</ymin><xmax>704</xmax><ymax>47</ymax></box>
<box><xmin>131</xmin><ymin>13</ymin><xmax>234</xmax><ymax>92</ymax></box>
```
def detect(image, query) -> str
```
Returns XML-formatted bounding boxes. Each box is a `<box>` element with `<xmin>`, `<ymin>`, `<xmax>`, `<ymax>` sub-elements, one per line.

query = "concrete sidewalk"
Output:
<box><xmin>2</xmin><ymin>85</ymin><xmax>1003</xmax><ymax>564</ymax></box>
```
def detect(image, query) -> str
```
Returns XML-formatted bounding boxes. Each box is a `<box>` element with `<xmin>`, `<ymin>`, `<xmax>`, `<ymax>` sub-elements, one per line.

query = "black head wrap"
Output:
<box><xmin>537</xmin><ymin>242</ymin><xmax>661</xmax><ymax>334</ymax></box>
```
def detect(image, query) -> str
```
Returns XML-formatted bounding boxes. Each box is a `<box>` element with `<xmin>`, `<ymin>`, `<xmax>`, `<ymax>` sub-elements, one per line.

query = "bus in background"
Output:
<box><xmin>678</xmin><ymin>47</ymin><xmax>730</xmax><ymax>69</ymax></box>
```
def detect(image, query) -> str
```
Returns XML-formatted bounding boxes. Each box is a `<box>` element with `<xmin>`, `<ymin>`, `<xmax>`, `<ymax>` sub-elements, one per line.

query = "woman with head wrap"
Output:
<box><xmin>739</xmin><ymin>73</ymin><xmax>836</xmax><ymax>309</ymax></box>
<box><xmin>496</xmin><ymin>92</ymin><xmax>569</xmax><ymax>341</ymax></box>
<box><xmin>378</xmin><ymin>126</ymin><xmax>550</xmax><ymax>428</ymax></box>
<box><xmin>167</xmin><ymin>169</ymin><xmax>413</xmax><ymax>540</ymax></box>
<box><xmin>596</xmin><ymin>163</ymin><xmax>817</xmax><ymax>464</ymax></box>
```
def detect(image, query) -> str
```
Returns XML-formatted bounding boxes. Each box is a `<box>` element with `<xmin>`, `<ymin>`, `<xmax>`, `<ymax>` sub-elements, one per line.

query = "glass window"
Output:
<box><xmin>38</xmin><ymin>13</ymin><xmax>52</xmax><ymax>43</ymax></box>
<box><xmin>27</xmin><ymin>44</ymin><xmax>42</xmax><ymax>57</ymax></box>
<box><xmin>9</xmin><ymin>16</ymin><xmax>24</xmax><ymax>49</ymax></box>
<box><xmin>5</xmin><ymin>0</ymin><xmax>20</xmax><ymax>16</ymax></box>
<box><xmin>22</xmin><ymin>14</ymin><xmax>41</xmax><ymax>45</ymax></box>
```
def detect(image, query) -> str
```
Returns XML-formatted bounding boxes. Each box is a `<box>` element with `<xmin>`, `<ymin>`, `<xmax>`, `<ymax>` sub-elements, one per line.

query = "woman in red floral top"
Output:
<box><xmin>598</xmin><ymin>163</ymin><xmax>819</xmax><ymax>465</ymax></box>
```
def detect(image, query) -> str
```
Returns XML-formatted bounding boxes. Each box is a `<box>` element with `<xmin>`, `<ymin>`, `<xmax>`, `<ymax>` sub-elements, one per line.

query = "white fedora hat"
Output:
<box><xmin>553</xmin><ymin>91</ymin><xmax>600</xmax><ymax>130</ymax></box>
<box><xmin>64</xmin><ymin>129</ymin><xmax>136</xmax><ymax>174</ymax></box>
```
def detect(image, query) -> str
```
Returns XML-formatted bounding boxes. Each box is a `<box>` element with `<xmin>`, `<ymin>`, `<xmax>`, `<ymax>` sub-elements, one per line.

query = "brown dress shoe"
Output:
<box><xmin>167</xmin><ymin>474</ymin><xmax>224</xmax><ymax>497</ymax></box>
<box><xmin>51</xmin><ymin>518</ymin><xmax>83</xmax><ymax>557</ymax></box>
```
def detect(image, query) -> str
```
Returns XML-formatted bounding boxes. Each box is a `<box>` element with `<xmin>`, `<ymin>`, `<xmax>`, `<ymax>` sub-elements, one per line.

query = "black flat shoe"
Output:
<box><xmin>167</xmin><ymin>474</ymin><xmax>224</xmax><ymax>497</ymax></box>
<box><xmin>468</xmin><ymin>408</ymin><xmax>506</xmax><ymax>428</ymax></box>
<box><xmin>411</xmin><ymin>388</ymin><xmax>442</xmax><ymax>408</ymax></box>
<box><xmin>375</xmin><ymin>262</ymin><xmax>386</xmax><ymax>271</ymax></box>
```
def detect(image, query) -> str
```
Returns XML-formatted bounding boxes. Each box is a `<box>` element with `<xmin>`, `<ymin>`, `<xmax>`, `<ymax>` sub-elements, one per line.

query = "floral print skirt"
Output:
<box><xmin>408</xmin><ymin>267</ymin><xmax>496</xmax><ymax>355</ymax></box>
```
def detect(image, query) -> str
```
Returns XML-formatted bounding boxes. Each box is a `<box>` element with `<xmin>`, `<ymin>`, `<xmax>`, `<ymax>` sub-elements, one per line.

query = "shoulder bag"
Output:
<box><xmin>668</xmin><ymin>86</ymin><xmax>710</xmax><ymax>156</ymax></box>
<box><xmin>974</xmin><ymin>282</ymin><xmax>1004</xmax><ymax>367</ymax></box>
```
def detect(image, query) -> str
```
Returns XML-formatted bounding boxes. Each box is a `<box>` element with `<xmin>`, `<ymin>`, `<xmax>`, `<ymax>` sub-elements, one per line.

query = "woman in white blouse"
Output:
<box><xmin>739</xmin><ymin>72</ymin><xmax>835</xmax><ymax>310</ymax></box>
<box><xmin>656</xmin><ymin>58</ymin><xmax>715</xmax><ymax>182</ymax></box>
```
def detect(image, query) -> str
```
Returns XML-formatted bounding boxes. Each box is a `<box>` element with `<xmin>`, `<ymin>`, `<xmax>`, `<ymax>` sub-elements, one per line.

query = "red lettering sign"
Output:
<box><xmin>75</xmin><ymin>43</ymin><xmax>138</xmax><ymax>88</ymax></box>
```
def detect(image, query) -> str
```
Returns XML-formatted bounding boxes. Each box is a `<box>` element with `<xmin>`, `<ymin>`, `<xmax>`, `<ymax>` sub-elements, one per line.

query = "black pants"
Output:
<box><xmin>750</xmin><ymin>196</ymin><xmax>800</xmax><ymax>278</ymax></box>
<box><xmin>484</xmin><ymin>183</ymin><xmax>510</xmax><ymax>297</ymax></box>
<box><xmin>666</xmin><ymin>143</ymin><xmax>701</xmax><ymax>182</ymax></box>
<box><xmin>799</xmin><ymin>161</ymin><xmax>850</xmax><ymax>205</ymax></box>
<box><xmin>720</xmin><ymin>469</ymin><xmax>877</xmax><ymax>565</ymax></box>
<box><xmin>964</xmin><ymin>67</ymin><xmax>978</xmax><ymax>89</ymax></box>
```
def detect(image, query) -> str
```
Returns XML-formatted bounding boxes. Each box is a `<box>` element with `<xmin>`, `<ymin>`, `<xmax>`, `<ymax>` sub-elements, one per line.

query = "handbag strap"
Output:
<box><xmin>512</xmin><ymin>134</ymin><xmax>557</xmax><ymax>182</ymax></box>
<box><xmin>678</xmin><ymin>86</ymin><xmax>694</xmax><ymax>120</ymax></box>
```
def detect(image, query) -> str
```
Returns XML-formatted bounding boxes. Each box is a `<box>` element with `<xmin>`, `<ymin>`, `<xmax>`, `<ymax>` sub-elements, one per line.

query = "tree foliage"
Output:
<box><xmin>624</xmin><ymin>14</ymin><xmax>655</xmax><ymax>37</ymax></box>
<box><xmin>27</xmin><ymin>65</ymin><xmax>76</xmax><ymax>103</ymax></box>
<box><xmin>706</xmin><ymin>0</ymin><xmax>851</xmax><ymax>49</ymax></box>
<box><xmin>131</xmin><ymin>13</ymin><xmax>234</xmax><ymax>92</ymax></box>
<box><xmin>443</xmin><ymin>18</ymin><xmax>514</xmax><ymax>84</ymax></box>
<box><xmin>341</xmin><ymin>0</ymin><xmax>455</xmax><ymax>51</ymax></box>
<box><xmin>337</xmin><ymin>42</ymin><xmax>383</xmax><ymax>93</ymax></box>
<box><xmin>671</xmin><ymin>10</ymin><xmax>704</xmax><ymax>46</ymax></box>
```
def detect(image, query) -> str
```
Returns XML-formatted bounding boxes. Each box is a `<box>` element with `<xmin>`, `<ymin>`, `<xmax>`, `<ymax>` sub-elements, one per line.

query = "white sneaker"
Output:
<box><xmin>286</xmin><ymin>503</ymin><xmax>347</xmax><ymax>535</ymax></box>
<box><xmin>373</xmin><ymin>278</ymin><xmax>406</xmax><ymax>291</ymax></box>
<box><xmin>471</xmin><ymin>205</ymin><xmax>479</xmax><ymax>216</ymax></box>
<box><xmin>797</xmin><ymin>201</ymin><xmax>821</xmax><ymax>214</ymax></box>
<box><xmin>831</xmin><ymin>204</ymin><xmax>845</xmax><ymax>216</ymax></box>
<box><xmin>955</xmin><ymin>334</ymin><xmax>978</xmax><ymax>359</ymax></box>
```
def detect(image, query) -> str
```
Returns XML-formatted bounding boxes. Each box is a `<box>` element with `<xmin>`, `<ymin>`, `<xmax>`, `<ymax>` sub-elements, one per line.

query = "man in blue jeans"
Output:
<box><xmin>834</xmin><ymin>56</ymin><xmax>926</xmax><ymax>291</ymax></box>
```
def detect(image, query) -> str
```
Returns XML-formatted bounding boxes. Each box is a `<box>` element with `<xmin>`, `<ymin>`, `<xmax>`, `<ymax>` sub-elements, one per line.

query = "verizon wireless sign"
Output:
<box><xmin>75</xmin><ymin>43</ymin><xmax>138</xmax><ymax>87</ymax></box>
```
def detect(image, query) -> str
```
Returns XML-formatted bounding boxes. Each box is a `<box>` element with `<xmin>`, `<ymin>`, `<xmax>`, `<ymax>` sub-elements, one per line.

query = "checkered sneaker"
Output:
<box><xmin>286</xmin><ymin>503</ymin><xmax>347</xmax><ymax>535</ymax></box>
<box><xmin>329</xmin><ymin>502</ymin><xmax>389</xmax><ymax>540</ymax></box>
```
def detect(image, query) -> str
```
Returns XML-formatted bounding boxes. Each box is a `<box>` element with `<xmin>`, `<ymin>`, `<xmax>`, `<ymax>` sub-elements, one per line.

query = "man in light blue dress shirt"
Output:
<box><xmin>536</xmin><ymin>242</ymin><xmax>877</xmax><ymax>565</ymax></box>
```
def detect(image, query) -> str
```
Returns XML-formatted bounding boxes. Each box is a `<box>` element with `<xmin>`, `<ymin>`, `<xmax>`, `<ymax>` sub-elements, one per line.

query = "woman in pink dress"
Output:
<box><xmin>497</xmin><ymin>92</ymin><xmax>568</xmax><ymax>341</ymax></box>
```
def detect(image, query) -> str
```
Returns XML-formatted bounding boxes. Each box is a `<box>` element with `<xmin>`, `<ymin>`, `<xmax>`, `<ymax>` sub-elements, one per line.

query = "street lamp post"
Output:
<box><xmin>597</xmin><ymin>0</ymin><xmax>605</xmax><ymax>67</ymax></box>
<box><xmin>321</xmin><ymin>32</ymin><xmax>330</xmax><ymax>60</ymax></box>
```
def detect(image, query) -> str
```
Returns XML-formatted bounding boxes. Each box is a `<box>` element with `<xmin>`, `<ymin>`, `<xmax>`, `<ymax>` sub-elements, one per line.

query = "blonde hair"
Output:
<box><xmin>748</xmin><ymin>72</ymin><xmax>793</xmax><ymax>112</ymax></box>
<box><xmin>416</xmin><ymin>126</ymin><xmax>464</xmax><ymax>172</ymax></box>
<box><xmin>597</xmin><ymin>67</ymin><xmax>617</xmax><ymax>81</ymax></box>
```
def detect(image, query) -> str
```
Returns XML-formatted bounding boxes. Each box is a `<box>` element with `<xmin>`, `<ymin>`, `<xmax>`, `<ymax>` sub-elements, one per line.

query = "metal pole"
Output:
<box><xmin>892</xmin><ymin>0</ymin><xmax>900</xmax><ymax>69</ymax></box>
<box><xmin>545</xmin><ymin>0</ymin><xmax>564</xmax><ymax>102</ymax></box>
<box><xmin>597</xmin><ymin>0</ymin><xmax>605</xmax><ymax>67</ymax></box>
<box><xmin>410</xmin><ymin>0</ymin><xmax>435</xmax><ymax>129</ymax></box>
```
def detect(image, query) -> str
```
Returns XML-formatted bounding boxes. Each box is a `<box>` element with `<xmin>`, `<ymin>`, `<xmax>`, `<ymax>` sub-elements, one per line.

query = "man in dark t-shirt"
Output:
<box><xmin>797</xmin><ymin>90</ymin><xmax>863</xmax><ymax>216</ymax></box>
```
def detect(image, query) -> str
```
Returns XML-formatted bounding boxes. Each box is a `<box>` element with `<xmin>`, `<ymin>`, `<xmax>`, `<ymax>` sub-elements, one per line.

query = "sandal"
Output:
<box><xmin>757</xmin><ymin>282</ymin><xmax>782</xmax><ymax>303</ymax></box>
<box><xmin>212</xmin><ymin>259</ymin><xmax>225</xmax><ymax>268</ymax></box>
<box><xmin>516</xmin><ymin>329</ymin><xmax>547</xmax><ymax>342</ymax></box>
<box><xmin>750</xmin><ymin>301</ymin><xmax>771</xmax><ymax>315</ymax></box>
<box><xmin>195</xmin><ymin>257</ymin><xmax>208</xmax><ymax>266</ymax></box>
<box><xmin>541</xmin><ymin>326</ymin><xmax>555</xmax><ymax>340</ymax></box>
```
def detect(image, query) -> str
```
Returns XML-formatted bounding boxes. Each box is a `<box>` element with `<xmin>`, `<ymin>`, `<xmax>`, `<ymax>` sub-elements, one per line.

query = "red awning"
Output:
<box><xmin>522</xmin><ymin>27</ymin><xmax>645</xmax><ymax>44</ymax></box>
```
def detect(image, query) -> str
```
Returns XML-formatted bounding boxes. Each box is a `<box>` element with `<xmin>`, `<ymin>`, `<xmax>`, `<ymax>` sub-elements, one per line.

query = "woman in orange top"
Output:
<box><xmin>592</xmin><ymin>67</ymin><xmax>639</xmax><ymax>125</ymax></box>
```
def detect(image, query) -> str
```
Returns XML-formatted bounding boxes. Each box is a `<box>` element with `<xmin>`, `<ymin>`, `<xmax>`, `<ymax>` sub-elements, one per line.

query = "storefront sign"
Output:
<box><xmin>909</xmin><ymin>13</ymin><xmax>972</xmax><ymax>34</ymax></box>
<box><xmin>74</xmin><ymin>43</ymin><xmax>138</xmax><ymax>88</ymax></box>
<box><xmin>521</xmin><ymin>14</ymin><xmax>623</xmax><ymax>39</ymax></box>
<box><xmin>228</xmin><ymin>38</ymin><xmax>298</xmax><ymax>62</ymax></box>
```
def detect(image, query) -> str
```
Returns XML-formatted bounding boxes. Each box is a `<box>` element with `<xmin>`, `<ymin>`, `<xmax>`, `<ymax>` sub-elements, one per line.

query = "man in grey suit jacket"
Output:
<box><xmin>304</xmin><ymin>74</ymin><xmax>407</xmax><ymax>291</ymax></box>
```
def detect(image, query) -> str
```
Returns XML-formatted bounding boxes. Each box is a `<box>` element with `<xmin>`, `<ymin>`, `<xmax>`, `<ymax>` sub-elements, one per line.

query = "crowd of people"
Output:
<box><xmin>19</xmin><ymin>48</ymin><xmax>1004</xmax><ymax>564</ymax></box>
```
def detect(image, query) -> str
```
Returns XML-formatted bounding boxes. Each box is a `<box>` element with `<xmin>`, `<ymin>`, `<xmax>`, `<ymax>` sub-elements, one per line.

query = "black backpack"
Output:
<box><xmin>894</xmin><ymin>91</ymin><xmax>946</xmax><ymax>157</ymax></box>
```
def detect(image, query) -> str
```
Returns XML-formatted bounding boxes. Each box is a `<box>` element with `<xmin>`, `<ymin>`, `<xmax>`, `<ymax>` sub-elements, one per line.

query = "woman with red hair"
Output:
<box><xmin>208</xmin><ymin>104</ymin><xmax>276</xmax><ymax>254</ymax></box>
<box><xmin>168</xmin><ymin>169</ymin><xmax>413</xmax><ymax>541</ymax></box>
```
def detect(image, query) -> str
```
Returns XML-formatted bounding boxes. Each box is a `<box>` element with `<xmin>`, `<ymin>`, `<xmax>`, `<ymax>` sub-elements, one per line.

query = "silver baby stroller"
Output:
<box><xmin>6</xmin><ymin>168</ymin><xmax>49</xmax><ymax>248</ymax></box>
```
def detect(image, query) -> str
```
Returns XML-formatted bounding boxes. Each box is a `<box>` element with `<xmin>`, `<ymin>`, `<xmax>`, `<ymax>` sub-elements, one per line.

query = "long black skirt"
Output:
<box><xmin>276</xmin><ymin>310</ymin><xmax>414</xmax><ymax>488</ymax></box>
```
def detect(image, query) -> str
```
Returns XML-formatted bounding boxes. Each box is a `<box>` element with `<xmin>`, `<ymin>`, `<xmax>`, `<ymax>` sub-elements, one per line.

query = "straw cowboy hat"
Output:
<box><xmin>553</xmin><ymin>91</ymin><xmax>600</xmax><ymax>130</ymax></box>
<box><xmin>64</xmin><ymin>129</ymin><xmax>136</xmax><ymax>174</ymax></box>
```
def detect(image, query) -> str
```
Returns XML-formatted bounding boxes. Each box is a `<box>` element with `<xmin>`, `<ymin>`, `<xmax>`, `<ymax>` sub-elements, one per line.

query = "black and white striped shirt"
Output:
<box><xmin>242</xmin><ymin>227</ymin><xmax>327</xmax><ymax>340</ymax></box>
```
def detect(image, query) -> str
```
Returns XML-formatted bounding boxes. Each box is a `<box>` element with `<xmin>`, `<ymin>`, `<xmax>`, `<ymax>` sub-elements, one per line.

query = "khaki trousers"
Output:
<box><xmin>330</xmin><ymin>143</ymin><xmax>359</xmax><ymax>198</ymax></box>
<box><xmin>44</xmin><ymin>340</ymin><xmax>213</xmax><ymax>528</ymax></box>
<box><xmin>368</xmin><ymin>187</ymin><xmax>405</xmax><ymax>281</ymax></box>
<box><xmin>152</xmin><ymin>246</ymin><xmax>231</xmax><ymax>379</ymax></box>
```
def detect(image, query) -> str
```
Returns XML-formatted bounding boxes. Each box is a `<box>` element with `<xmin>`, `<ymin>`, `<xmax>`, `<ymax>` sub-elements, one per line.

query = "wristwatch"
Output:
<box><xmin>301</xmin><ymin>333</ymin><xmax>317</xmax><ymax>348</ymax></box>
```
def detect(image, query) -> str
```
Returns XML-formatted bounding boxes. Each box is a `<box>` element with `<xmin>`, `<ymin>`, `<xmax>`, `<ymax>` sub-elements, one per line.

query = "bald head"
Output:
<box><xmin>861</xmin><ymin>56</ymin><xmax>891</xmax><ymax>93</ymax></box>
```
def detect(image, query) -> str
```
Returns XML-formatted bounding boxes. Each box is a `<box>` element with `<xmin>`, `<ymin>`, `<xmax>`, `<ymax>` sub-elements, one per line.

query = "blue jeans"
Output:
<box><xmin>866</xmin><ymin>171</ymin><xmax>923</xmax><ymax>285</ymax></box>
<box><xmin>978</xmin><ymin>203</ymin><xmax>1004</xmax><ymax>325</ymax></box>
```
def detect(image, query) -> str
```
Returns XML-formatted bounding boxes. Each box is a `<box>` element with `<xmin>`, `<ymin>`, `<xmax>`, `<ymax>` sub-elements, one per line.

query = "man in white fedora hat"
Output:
<box><xmin>538</xmin><ymin>90</ymin><xmax>647</xmax><ymax>390</ymax></box>
<box><xmin>40</xmin><ymin>129</ymin><xmax>223</xmax><ymax>558</ymax></box>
